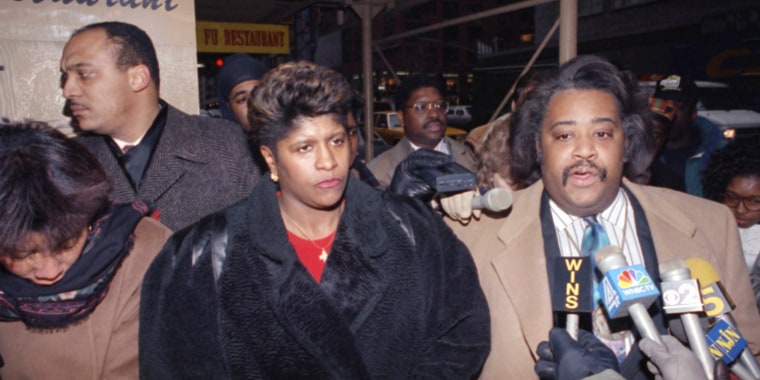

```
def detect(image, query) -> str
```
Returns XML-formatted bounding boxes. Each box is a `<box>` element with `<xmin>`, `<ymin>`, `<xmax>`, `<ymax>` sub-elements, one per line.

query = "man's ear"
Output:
<box><xmin>396</xmin><ymin>109</ymin><xmax>405</xmax><ymax>128</ymax></box>
<box><xmin>127</xmin><ymin>64</ymin><xmax>151</xmax><ymax>92</ymax></box>
<box><xmin>260</xmin><ymin>145</ymin><xmax>277</xmax><ymax>175</ymax></box>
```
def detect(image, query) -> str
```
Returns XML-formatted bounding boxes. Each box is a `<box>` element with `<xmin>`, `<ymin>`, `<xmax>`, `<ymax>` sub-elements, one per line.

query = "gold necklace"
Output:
<box><xmin>281</xmin><ymin>212</ymin><xmax>336</xmax><ymax>262</ymax></box>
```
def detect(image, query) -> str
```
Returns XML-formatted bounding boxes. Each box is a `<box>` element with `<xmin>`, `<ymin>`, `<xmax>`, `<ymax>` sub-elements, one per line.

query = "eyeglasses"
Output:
<box><xmin>406</xmin><ymin>101</ymin><xmax>449</xmax><ymax>113</ymax></box>
<box><xmin>724</xmin><ymin>191</ymin><xmax>760</xmax><ymax>211</ymax></box>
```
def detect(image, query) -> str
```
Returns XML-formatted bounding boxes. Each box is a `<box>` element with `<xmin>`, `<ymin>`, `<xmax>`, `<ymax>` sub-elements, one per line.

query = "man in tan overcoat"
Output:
<box><xmin>448</xmin><ymin>55</ymin><xmax>760</xmax><ymax>379</ymax></box>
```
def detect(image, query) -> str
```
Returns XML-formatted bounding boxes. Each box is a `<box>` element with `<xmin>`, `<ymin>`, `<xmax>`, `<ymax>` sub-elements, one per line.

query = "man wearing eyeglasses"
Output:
<box><xmin>367</xmin><ymin>73</ymin><xmax>476</xmax><ymax>188</ymax></box>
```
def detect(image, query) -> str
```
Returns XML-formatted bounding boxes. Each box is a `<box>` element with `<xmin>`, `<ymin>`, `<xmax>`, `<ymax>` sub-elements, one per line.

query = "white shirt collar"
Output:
<box><xmin>408</xmin><ymin>138</ymin><xmax>450</xmax><ymax>155</ymax></box>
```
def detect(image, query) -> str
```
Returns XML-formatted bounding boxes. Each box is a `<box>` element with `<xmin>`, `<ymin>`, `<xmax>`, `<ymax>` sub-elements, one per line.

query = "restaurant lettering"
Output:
<box><xmin>14</xmin><ymin>0</ymin><xmax>178</xmax><ymax>12</ymax></box>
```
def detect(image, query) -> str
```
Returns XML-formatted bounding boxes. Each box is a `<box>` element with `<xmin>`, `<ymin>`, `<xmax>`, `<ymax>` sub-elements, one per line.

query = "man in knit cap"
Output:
<box><xmin>216</xmin><ymin>53</ymin><xmax>269</xmax><ymax>132</ymax></box>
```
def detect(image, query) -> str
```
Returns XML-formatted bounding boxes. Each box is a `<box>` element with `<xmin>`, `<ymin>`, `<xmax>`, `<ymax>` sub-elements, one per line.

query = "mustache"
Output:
<box><xmin>63</xmin><ymin>99</ymin><xmax>73</xmax><ymax>117</ymax></box>
<box><xmin>422</xmin><ymin>119</ymin><xmax>444</xmax><ymax>129</ymax></box>
<box><xmin>561</xmin><ymin>159</ymin><xmax>607</xmax><ymax>186</ymax></box>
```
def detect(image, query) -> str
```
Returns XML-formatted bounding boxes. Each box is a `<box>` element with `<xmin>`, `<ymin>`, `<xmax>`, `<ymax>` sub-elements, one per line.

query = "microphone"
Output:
<box><xmin>550</xmin><ymin>257</ymin><xmax>594</xmax><ymax>339</ymax></box>
<box><xmin>470</xmin><ymin>188</ymin><xmax>513</xmax><ymax>212</ymax></box>
<box><xmin>659</xmin><ymin>259</ymin><xmax>714</xmax><ymax>379</ymax></box>
<box><xmin>685</xmin><ymin>258</ymin><xmax>760</xmax><ymax>379</ymax></box>
<box><xmin>594</xmin><ymin>246</ymin><xmax>663</xmax><ymax>345</ymax></box>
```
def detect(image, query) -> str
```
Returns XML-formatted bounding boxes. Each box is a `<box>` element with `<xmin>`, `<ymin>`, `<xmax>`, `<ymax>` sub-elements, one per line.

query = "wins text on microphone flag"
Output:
<box><xmin>552</xmin><ymin>257</ymin><xmax>594</xmax><ymax>312</ymax></box>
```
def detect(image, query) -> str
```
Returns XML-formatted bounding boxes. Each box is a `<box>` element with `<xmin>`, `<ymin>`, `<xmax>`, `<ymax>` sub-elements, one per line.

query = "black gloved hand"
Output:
<box><xmin>388</xmin><ymin>148</ymin><xmax>455</xmax><ymax>203</ymax></box>
<box><xmin>535</xmin><ymin>328</ymin><xmax>619</xmax><ymax>380</ymax></box>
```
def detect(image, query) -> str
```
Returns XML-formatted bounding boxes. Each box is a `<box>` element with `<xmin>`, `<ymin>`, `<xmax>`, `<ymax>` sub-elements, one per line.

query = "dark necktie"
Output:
<box><xmin>120</xmin><ymin>144</ymin><xmax>142</xmax><ymax>189</ymax></box>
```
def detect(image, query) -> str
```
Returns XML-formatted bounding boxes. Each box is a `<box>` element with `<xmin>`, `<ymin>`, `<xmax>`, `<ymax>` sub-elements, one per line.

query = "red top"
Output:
<box><xmin>287</xmin><ymin>230</ymin><xmax>336</xmax><ymax>283</ymax></box>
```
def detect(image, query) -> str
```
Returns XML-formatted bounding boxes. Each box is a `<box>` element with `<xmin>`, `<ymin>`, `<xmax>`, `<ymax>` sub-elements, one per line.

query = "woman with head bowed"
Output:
<box><xmin>0</xmin><ymin>120</ymin><xmax>171</xmax><ymax>378</ymax></box>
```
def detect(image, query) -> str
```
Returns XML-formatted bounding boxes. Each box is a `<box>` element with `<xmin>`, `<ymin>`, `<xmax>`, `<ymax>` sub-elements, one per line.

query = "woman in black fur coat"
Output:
<box><xmin>139</xmin><ymin>61</ymin><xmax>491</xmax><ymax>379</ymax></box>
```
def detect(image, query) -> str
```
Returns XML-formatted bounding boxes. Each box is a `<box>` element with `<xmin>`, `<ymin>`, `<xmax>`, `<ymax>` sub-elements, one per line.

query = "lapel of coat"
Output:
<box><xmin>447</xmin><ymin>136</ymin><xmax>477</xmax><ymax>171</ymax></box>
<box><xmin>623</xmin><ymin>180</ymin><xmax>699</xmax><ymax>263</ymax></box>
<box><xmin>391</xmin><ymin>137</ymin><xmax>415</xmax><ymax>166</ymax></box>
<box><xmin>137</xmin><ymin>107</ymin><xmax>208</xmax><ymax>202</ymax></box>
<box><xmin>491</xmin><ymin>181</ymin><xmax>555</xmax><ymax>355</ymax></box>
<box><xmin>319</xmin><ymin>181</ymin><xmax>392</xmax><ymax>333</ymax></box>
<box><xmin>80</xmin><ymin>136</ymin><xmax>137</xmax><ymax>202</ymax></box>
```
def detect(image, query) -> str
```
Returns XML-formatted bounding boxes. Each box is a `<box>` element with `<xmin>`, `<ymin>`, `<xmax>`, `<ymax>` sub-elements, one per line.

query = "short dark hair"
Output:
<box><xmin>248</xmin><ymin>61</ymin><xmax>353</xmax><ymax>153</ymax></box>
<box><xmin>394</xmin><ymin>73</ymin><xmax>445</xmax><ymax>111</ymax></box>
<box><xmin>703</xmin><ymin>138</ymin><xmax>760</xmax><ymax>202</ymax></box>
<box><xmin>73</xmin><ymin>21</ymin><xmax>160</xmax><ymax>90</ymax></box>
<box><xmin>509</xmin><ymin>55</ymin><xmax>652</xmax><ymax>187</ymax></box>
<box><xmin>0</xmin><ymin>121</ymin><xmax>112</xmax><ymax>257</ymax></box>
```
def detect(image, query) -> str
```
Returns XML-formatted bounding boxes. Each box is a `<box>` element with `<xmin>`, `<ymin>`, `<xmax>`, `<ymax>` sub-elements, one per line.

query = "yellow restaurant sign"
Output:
<box><xmin>197</xmin><ymin>21</ymin><xmax>289</xmax><ymax>54</ymax></box>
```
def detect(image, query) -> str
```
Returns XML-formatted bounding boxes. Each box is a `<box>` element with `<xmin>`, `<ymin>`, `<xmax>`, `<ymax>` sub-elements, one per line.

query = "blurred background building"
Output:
<box><xmin>196</xmin><ymin>0</ymin><xmax>760</xmax><ymax>128</ymax></box>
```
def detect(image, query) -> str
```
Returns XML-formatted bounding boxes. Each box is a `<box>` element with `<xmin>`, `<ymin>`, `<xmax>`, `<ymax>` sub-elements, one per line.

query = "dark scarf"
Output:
<box><xmin>0</xmin><ymin>200</ymin><xmax>152</xmax><ymax>329</ymax></box>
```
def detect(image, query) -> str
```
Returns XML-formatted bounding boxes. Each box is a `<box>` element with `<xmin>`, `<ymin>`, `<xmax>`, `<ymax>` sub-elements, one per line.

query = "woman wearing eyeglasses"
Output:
<box><xmin>703</xmin><ymin>138</ymin><xmax>760</xmax><ymax>311</ymax></box>
<box><xmin>139</xmin><ymin>61</ymin><xmax>490</xmax><ymax>378</ymax></box>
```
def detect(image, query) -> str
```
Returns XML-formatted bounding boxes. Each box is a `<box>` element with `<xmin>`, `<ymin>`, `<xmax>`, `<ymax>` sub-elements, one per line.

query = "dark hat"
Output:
<box><xmin>653</xmin><ymin>74</ymin><xmax>698</xmax><ymax>103</ymax></box>
<box><xmin>216</xmin><ymin>54</ymin><xmax>269</xmax><ymax>121</ymax></box>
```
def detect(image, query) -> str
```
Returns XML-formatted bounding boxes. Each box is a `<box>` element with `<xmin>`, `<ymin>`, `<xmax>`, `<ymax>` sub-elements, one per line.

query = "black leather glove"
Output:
<box><xmin>389</xmin><ymin>149</ymin><xmax>462</xmax><ymax>203</ymax></box>
<box><xmin>535</xmin><ymin>328</ymin><xmax>619</xmax><ymax>380</ymax></box>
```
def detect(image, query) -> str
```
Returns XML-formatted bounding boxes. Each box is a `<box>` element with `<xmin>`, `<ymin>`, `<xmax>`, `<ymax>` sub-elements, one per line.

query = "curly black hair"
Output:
<box><xmin>393</xmin><ymin>73</ymin><xmax>445</xmax><ymax>111</ymax></box>
<box><xmin>703</xmin><ymin>137</ymin><xmax>760</xmax><ymax>202</ymax></box>
<box><xmin>509</xmin><ymin>55</ymin><xmax>653</xmax><ymax>187</ymax></box>
<box><xmin>247</xmin><ymin>61</ymin><xmax>353</xmax><ymax>154</ymax></box>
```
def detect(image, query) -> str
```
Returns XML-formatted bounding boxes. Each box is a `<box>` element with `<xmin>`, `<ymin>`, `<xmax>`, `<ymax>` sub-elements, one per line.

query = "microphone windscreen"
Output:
<box><xmin>659</xmin><ymin>259</ymin><xmax>688</xmax><ymax>279</ymax></box>
<box><xmin>594</xmin><ymin>245</ymin><xmax>626</xmax><ymax>274</ymax></box>
<box><xmin>685</xmin><ymin>257</ymin><xmax>721</xmax><ymax>286</ymax></box>
<box><xmin>477</xmin><ymin>188</ymin><xmax>513</xmax><ymax>212</ymax></box>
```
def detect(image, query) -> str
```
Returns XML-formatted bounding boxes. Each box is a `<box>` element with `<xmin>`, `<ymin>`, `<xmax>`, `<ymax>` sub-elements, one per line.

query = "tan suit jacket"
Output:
<box><xmin>448</xmin><ymin>179</ymin><xmax>760</xmax><ymax>379</ymax></box>
<box><xmin>0</xmin><ymin>218</ymin><xmax>171</xmax><ymax>380</ymax></box>
<box><xmin>367</xmin><ymin>136</ymin><xmax>477</xmax><ymax>188</ymax></box>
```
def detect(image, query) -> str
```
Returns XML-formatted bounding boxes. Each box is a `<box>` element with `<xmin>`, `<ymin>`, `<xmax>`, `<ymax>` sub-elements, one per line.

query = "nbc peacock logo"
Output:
<box><xmin>616</xmin><ymin>269</ymin><xmax>652</xmax><ymax>288</ymax></box>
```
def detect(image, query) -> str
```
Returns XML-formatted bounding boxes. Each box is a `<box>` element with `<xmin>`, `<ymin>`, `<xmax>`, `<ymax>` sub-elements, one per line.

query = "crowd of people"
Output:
<box><xmin>1</xmin><ymin>19</ymin><xmax>759</xmax><ymax>380</ymax></box>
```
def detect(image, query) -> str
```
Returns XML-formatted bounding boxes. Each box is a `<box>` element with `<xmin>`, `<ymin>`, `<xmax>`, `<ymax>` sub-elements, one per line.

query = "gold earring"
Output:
<box><xmin>270</xmin><ymin>172</ymin><xmax>279</xmax><ymax>183</ymax></box>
